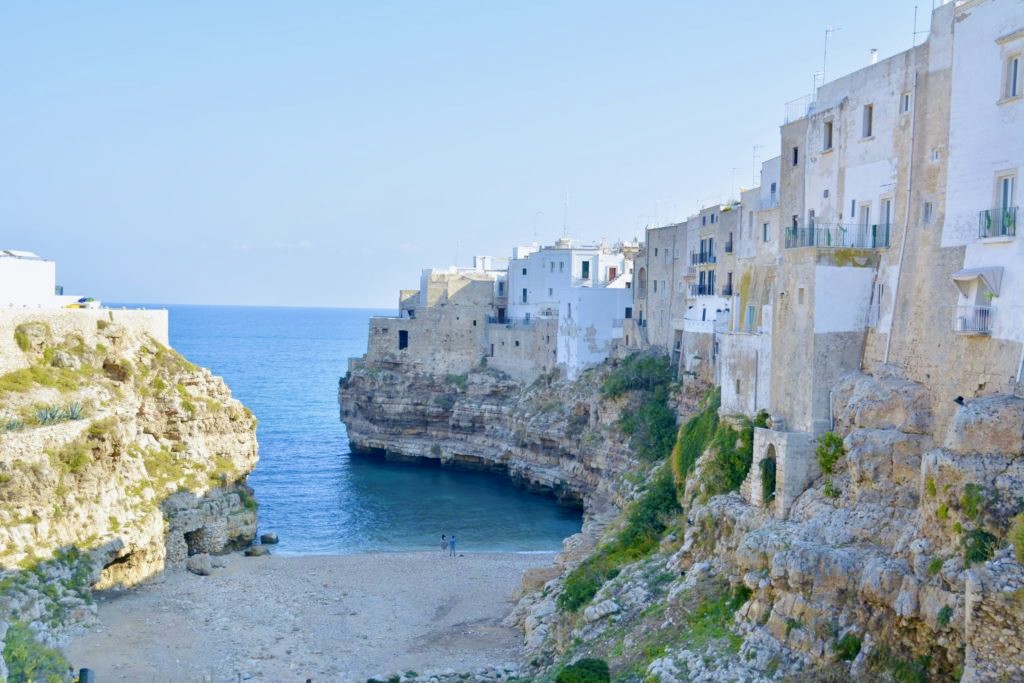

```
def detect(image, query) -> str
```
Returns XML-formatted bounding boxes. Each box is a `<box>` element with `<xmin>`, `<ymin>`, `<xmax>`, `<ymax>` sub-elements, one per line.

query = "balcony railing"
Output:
<box><xmin>690</xmin><ymin>251</ymin><xmax>717</xmax><ymax>265</ymax></box>
<box><xmin>952</xmin><ymin>305</ymin><xmax>993</xmax><ymax>335</ymax></box>
<box><xmin>689</xmin><ymin>284</ymin><xmax>715</xmax><ymax>297</ymax></box>
<box><xmin>784</xmin><ymin>223</ymin><xmax>891</xmax><ymax>249</ymax></box>
<box><xmin>979</xmin><ymin>207</ymin><xmax>1017</xmax><ymax>239</ymax></box>
<box><xmin>759</xmin><ymin>194</ymin><xmax>780</xmax><ymax>210</ymax></box>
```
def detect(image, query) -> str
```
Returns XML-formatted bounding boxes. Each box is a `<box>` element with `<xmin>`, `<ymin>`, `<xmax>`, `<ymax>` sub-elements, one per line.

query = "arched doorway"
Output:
<box><xmin>637</xmin><ymin>267</ymin><xmax>647</xmax><ymax>298</ymax></box>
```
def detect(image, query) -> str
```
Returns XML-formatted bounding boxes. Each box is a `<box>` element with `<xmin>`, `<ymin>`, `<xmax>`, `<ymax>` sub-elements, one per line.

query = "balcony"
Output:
<box><xmin>784</xmin><ymin>223</ymin><xmax>891</xmax><ymax>249</ymax></box>
<box><xmin>952</xmin><ymin>305</ymin><xmax>993</xmax><ymax>335</ymax></box>
<box><xmin>689</xmin><ymin>284</ymin><xmax>715</xmax><ymax>297</ymax></box>
<box><xmin>979</xmin><ymin>207</ymin><xmax>1017</xmax><ymax>239</ymax></box>
<box><xmin>691</xmin><ymin>251</ymin><xmax>717</xmax><ymax>265</ymax></box>
<box><xmin>759</xmin><ymin>194</ymin><xmax>780</xmax><ymax>210</ymax></box>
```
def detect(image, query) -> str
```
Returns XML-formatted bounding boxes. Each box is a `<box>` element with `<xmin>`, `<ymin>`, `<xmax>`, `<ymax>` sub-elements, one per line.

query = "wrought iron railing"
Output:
<box><xmin>689</xmin><ymin>284</ymin><xmax>715</xmax><ymax>297</ymax></box>
<box><xmin>978</xmin><ymin>207</ymin><xmax>1017</xmax><ymax>238</ymax></box>
<box><xmin>952</xmin><ymin>305</ymin><xmax>994</xmax><ymax>334</ymax></box>
<box><xmin>784</xmin><ymin>223</ymin><xmax>891</xmax><ymax>249</ymax></box>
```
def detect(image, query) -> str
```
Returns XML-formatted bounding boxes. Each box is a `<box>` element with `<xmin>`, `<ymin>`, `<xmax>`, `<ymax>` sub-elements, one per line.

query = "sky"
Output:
<box><xmin>1</xmin><ymin>1</ymin><xmax>934</xmax><ymax>308</ymax></box>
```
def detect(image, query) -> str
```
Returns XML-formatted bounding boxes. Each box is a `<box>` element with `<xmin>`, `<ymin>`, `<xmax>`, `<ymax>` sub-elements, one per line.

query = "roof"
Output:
<box><xmin>1</xmin><ymin>250</ymin><xmax>43</xmax><ymax>260</ymax></box>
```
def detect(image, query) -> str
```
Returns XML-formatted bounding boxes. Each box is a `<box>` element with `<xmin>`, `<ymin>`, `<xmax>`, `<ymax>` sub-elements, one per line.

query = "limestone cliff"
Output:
<box><xmin>342</xmin><ymin>352</ymin><xmax>1024</xmax><ymax>682</ymax></box>
<box><xmin>0</xmin><ymin>311</ymin><xmax>258</xmax><ymax>674</ymax></box>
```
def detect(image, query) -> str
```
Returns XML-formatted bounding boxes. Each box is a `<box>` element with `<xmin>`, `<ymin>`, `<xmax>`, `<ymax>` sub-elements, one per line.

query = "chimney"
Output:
<box><xmin>870</xmin><ymin>48</ymin><xmax>879</xmax><ymax>65</ymax></box>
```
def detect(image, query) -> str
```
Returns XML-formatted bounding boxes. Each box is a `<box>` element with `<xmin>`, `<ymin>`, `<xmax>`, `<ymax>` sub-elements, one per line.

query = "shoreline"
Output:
<box><xmin>65</xmin><ymin>550</ymin><xmax>552</xmax><ymax>683</ymax></box>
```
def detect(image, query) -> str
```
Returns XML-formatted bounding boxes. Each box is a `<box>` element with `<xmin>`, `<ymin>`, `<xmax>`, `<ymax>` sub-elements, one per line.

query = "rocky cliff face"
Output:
<box><xmin>0</xmin><ymin>314</ymin><xmax>258</xmax><ymax>672</ymax></box>
<box><xmin>341</xmin><ymin>362</ymin><xmax>649</xmax><ymax>515</ymax></box>
<box><xmin>343</xmin><ymin>353</ymin><xmax>1024</xmax><ymax>682</ymax></box>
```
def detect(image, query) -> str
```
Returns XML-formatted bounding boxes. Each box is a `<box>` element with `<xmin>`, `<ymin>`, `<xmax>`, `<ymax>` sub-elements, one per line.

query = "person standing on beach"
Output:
<box><xmin>449</xmin><ymin>534</ymin><xmax>457</xmax><ymax>557</ymax></box>
<box><xmin>440</xmin><ymin>534</ymin><xmax>448</xmax><ymax>555</ymax></box>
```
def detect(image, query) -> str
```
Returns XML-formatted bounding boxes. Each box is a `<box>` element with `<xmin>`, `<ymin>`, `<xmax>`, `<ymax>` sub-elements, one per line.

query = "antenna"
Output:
<box><xmin>823</xmin><ymin>26</ymin><xmax>840</xmax><ymax>86</ymax></box>
<box><xmin>912</xmin><ymin>6</ymin><xmax>929</xmax><ymax>46</ymax></box>
<box><xmin>562</xmin><ymin>191</ymin><xmax>569</xmax><ymax>237</ymax></box>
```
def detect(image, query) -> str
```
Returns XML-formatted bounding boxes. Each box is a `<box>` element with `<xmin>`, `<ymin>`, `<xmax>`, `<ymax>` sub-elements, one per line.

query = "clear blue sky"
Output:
<box><xmin>2</xmin><ymin>1</ymin><xmax>928</xmax><ymax>307</ymax></box>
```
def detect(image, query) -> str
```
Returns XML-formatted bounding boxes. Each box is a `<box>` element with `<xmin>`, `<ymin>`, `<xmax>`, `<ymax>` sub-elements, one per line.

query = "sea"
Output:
<box><xmin>148</xmin><ymin>304</ymin><xmax>581</xmax><ymax>555</ymax></box>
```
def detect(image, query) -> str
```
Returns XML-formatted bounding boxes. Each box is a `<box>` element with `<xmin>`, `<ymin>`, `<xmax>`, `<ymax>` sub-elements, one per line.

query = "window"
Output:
<box><xmin>850</xmin><ymin>200</ymin><xmax>857</xmax><ymax>218</ymax></box>
<box><xmin>923</xmin><ymin>201</ymin><xmax>934</xmax><ymax>225</ymax></box>
<box><xmin>998</xmin><ymin>174</ymin><xmax>1016</xmax><ymax>212</ymax></box>
<box><xmin>932</xmin><ymin>148</ymin><xmax>941</xmax><ymax>162</ymax></box>
<box><xmin>398</xmin><ymin>330</ymin><xmax>409</xmax><ymax>350</ymax></box>
<box><xmin>497</xmin><ymin>281</ymin><xmax>505</xmax><ymax>296</ymax></box>
<box><xmin>745</xmin><ymin>304</ymin><xmax>756</xmax><ymax>332</ymax></box>
<box><xmin>608</xmin><ymin>267</ymin><xmax>618</xmax><ymax>280</ymax></box>
<box><xmin>581</xmin><ymin>261</ymin><xmax>590</xmax><ymax>279</ymax></box>
<box><xmin>521</xmin><ymin>268</ymin><xmax>527</xmax><ymax>275</ymax></box>
<box><xmin>798</xmin><ymin>287</ymin><xmax>805</xmax><ymax>305</ymax></box>
<box><xmin>792</xmin><ymin>147</ymin><xmax>799</xmax><ymax>165</ymax></box>
<box><xmin>763</xmin><ymin>223</ymin><xmax>770</xmax><ymax>242</ymax></box>
<box><xmin>862</xmin><ymin>104</ymin><xmax>874</xmax><ymax>137</ymax></box>
<box><xmin>653</xmin><ymin>280</ymin><xmax>658</xmax><ymax>293</ymax></box>
<box><xmin>625</xmin><ymin>306</ymin><xmax>632</xmax><ymax>319</ymax></box>
<box><xmin>654</xmin><ymin>248</ymin><xmax>659</xmax><ymax>256</ymax></box>
<box><xmin>549</xmin><ymin>262</ymin><xmax>554</xmax><ymax>273</ymax></box>
<box><xmin>901</xmin><ymin>92</ymin><xmax>911</xmax><ymax>113</ymax></box>
<box><xmin>770</xmin><ymin>182</ymin><xmax>777</xmax><ymax>195</ymax></box>
<box><xmin>882</xmin><ymin>198</ymin><xmax>893</xmax><ymax>227</ymax></box>
<box><xmin>515</xmin><ymin>340</ymin><xmax>520</xmax><ymax>347</ymax></box>
<box><xmin>521</xmin><ymin>288</ymin><xmax>528</xmax><ymax>303</ymax></box>
<box><xmin>702</xmin><ymin>215</ymin><xmax>707</xmax><ymax>226</ymax></box>
<box><xmin>823</xmin><ymin>189</ymin><xmax>829</xmax><ymax>198</ymax></box>
<box><xmin>860</xmin><ymin>203</ymin><xmax>871</xmax><ymax>227</ymax></box>
<box><xmin>808</xmin><ymin>209</ymin><xmax>816</xmax><ymax>227</ymax></box>
<box><xmin>823</xmin><ymin>120</ymin><xmax>833</xmax><ymax>150</ymax></box>
<box><xmin>559</xmin><ymin>261</ymin><xmax>564</xmax><ymax>273</ymax></box>
<box><xmin>1007</xmin><ymin>55</ymin><xmax>1021</xmax><ymax>99</ymax></box>
<box><xmin>548</xmin><ymin>288</ymin><xmax>553</xmax><ymax>297</ymax></box>
<box><xmin>735</xmin><ymin>379</ymin><xmax>741</xmax><ymax>395</ymax></box>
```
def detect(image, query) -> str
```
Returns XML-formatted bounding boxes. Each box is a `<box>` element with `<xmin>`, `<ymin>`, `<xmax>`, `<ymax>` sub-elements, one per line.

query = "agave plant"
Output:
<box><xmin>3</xmin><ymin>420</ymin><xmax>25</xmax><ymax>432</ymax></box>
<box><xmin>65</xmin><ymin>402</ymin><xmax>85</xmax><ymax>420</ymax></box>
<box><xmin>36</xmin><ymin>405</ymin><xmax>67</xmax><ymax>425</ymax></box>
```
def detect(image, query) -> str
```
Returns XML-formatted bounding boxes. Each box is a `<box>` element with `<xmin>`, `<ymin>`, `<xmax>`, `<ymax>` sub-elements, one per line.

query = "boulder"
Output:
<box><xmin>244</xmin><ymin>545</ymin><xmax>271</xmax><ymax>557</ymax></box>
<box><xmin>186</xmin><ymin>553</ymin><xmax>212</xmax><ymax>576</ymax></box>
<box><xmin>944</xmin><ymin>395</ymin><xmax>1024</xmax><ymax>456</ymax></box>
<box><xmin>259</xmin><ymin>532</ymin><xmax>279</xmax><ymax>545</ymax></box>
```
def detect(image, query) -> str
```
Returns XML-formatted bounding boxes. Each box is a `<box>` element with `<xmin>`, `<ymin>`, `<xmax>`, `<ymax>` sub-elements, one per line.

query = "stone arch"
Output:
<box><xmin>637</xmin><ymin>268</ymin><xmax>647</xmax><ymax>298</ymax></box>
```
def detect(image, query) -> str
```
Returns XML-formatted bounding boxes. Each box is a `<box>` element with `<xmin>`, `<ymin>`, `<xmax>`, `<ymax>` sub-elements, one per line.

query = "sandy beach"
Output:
<box><xmin>65</xmin><ymin>551</ymin><xmax>553</xmax><ymax>683</ymax></box>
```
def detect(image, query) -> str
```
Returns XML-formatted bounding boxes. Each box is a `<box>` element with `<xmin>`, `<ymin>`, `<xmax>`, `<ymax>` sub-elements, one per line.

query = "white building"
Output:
<box><xmin>0</xmin><ymin>250</ymin><xmax>97</xmax><ymax>309</ymax></box>
<box><xmin>506</xmin><ymin>238</ymin><xmax>634</xmax><ymax>378</ymax></box>
<box><xmin>943</xmin><ymin>0</ymin><xmax>1024</xmax><ymax>362</ymax></box>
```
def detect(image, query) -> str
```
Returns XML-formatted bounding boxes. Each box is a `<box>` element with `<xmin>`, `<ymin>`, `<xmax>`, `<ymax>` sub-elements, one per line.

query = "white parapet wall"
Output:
<box><xmin>0</xmin><ymin>308</ymin><xmax>169</xmax><ymax>375</ymax></box>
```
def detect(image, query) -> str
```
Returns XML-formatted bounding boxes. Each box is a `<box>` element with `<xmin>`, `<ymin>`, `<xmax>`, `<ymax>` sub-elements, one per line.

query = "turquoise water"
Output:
<box><xmin>156</xmin><ymin>305</ymin><xmax>581</xmax><ymax>555</ymax></box>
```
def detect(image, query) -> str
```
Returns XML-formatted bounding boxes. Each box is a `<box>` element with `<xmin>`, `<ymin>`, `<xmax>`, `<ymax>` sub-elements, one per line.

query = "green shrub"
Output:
<box><xmin>602</xmin><ymin>354</ymin><xmax>672</xmax><ymax>398</ymax></box>
<box><xmin>558</xmin><ymin>466</ymin><xmax>680</xmax><ymax>611</ymax></box>
<box><xmin>927</xmin><ymin>557</ymin><xmax>944</xmax><ymax>576</ymax></box>
<box><xmin>2</xmin><ymin>620</ymin><xmax>70</xmax><ymax>683</ymax></box>
<box><xmin>960</xmin><ymin>483</ymin><xmax>985</xmax><ymax>521</ymax></box>
<box><xmin>1010</xmin><ymin>512</ymin><xmax>1024</xmax><ymax>563</ymax></box>
<box><xmin>833</xmin><ymin>633</ymin><xmax>862</xmax><ymax>661</ymax></box>
<box><xmin>963</xmin><ymin>529</ymin><xmax>997</xmax><ymax>565</ymax></box>
<box><xmin>867</xmin><ymin>646</ymin><xmax>930</xmax><ymax>683</ymax></box>
<box><xmin>936</xmin><ymin>503</ymin><xmax>949</xmax><ymax>520</ymax></box>
<box><xmin>670</xmin><ymin>387</ymin><xmax>720</xmax><ymax>496</ymax></box>
<box><xmin>556</xmin><ymin>658</ymin><xmax>610</xmax><ymax>683</ymax></box>
<box><xmin>753</xmin><ymin>409</ymin><xmax>770</xmax><ymax>428</ymax></box>
<box><xmin>699</xmin><ymin>419</ymin><xmax>754</xmax><ymax>498</ymax></box>
<box><xmin>937</xmin><ymin>605</ymin><xmax>953</xmax><ymax>627</ymax></box>
<box><xmin>816</xmin><ymin>432</ymin><xmax>845</xmax><ymax>475</ymax></box>
<box><xmin>446</xmin><ymin>373</ymin><xmax>468</xmax><ymax>391</ymax></box>
<box><xmin>926</xmin><ymin>477</ymin><xmax>937</xmax><ymax>497</ymax></box>
<box><xmin>824</xmin><ymin>479</ymin><xmax>840</xmax><ymax>499</ymax></box>
<box><xmin>729</xmin><ymin>584</ymin><xmax>753</xmax><ymax>610</ymax></box>
<box><xmin>760</xmin><ymin>457</ymin><xmax>777</xmax><ymax>503</ymax></box>
<box><xmin>684</xmin><ymin>584</ymin><xmax>745</xmax><ymax>653</ymax></box>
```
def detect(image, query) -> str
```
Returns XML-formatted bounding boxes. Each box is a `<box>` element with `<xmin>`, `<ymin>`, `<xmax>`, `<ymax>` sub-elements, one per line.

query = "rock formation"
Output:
<box><xmin>0</xmin><ymin>312</ymin><xmax>258</xmax><ymax>670</ymax></box>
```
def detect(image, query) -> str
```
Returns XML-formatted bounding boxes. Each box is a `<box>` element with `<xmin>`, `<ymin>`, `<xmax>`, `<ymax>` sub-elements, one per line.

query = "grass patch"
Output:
<box><xmin>925</xmin><ymin>477</ymin><xmax>937</xmax><ymax>497</ymax></box>
<box><xmin>558</xmin><ymin>466</ymin><xmax>680</xmax><ymax>612</ymax></box>
<box><xmin>683</xmin><ymin>584</ymin><xmax>744</xmax><ymax>653</ymax></box>
<box><xmin>937</xmin><ymin>605</ymin><xmax>953</xmax><ymax>627</ymax></box>
<box><xmin>0</xmin><ymin>365</ymin><xmax>83</xmax><ymax>395</ymax></box>
<box><xmin>824</xmin><ymin>479</ymin><xmax>840</xmax><ymax>499</ymax></box>
<box><xmin>816</xmin><ymin>432</ymin><xmax>845</xmax><ymax>475</ymax></box>
<box><xmin>960</xmin><ymin>483</ymin><xmax>985</xmax><ymax>521</ymax></box>
<box><xmin>1010</xmin><ymin>512</ymin><xmax>1024</xmax><ymax>563</ymax></box>
<box><xmin>927</xmin><ymin>557</ymin><xmax>944</xmax><ymax>576</ymax></box>
<box><xmin>14</xmin><ymin>327</ymin><xmax>31</xmax><ymax>352</ymax></box>
<box><xmin>833</xmin><ymin>633</ymin><xmax>862</xmax><ymax>661</ymax></box>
